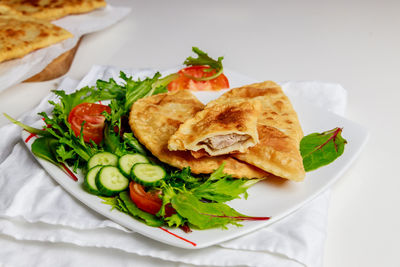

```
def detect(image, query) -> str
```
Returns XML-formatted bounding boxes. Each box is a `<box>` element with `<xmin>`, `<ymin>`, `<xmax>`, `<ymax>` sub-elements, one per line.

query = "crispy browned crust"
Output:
<box><xmin>168</xmin><ymin>99</ymin><xmax>260</xmax><ymax>156</ymax></box>
<box><xmin>1</xmin><ymin>0</ymin><xmax>106</xmax><ymax>21</ymax></box>
<box><xmin>0</xmin><ymin>13</ymin><xmax>73</xmax><ymax>63</ymax></box>
<box><xmin>208</xmin><ymin>81</ymin><xmax>306</xmax><ymax>182</ymax></box>
<box><xmin>208</xmin><ymin>81</ymin><xmax>303</xmax><ymax>143</ymax></box>
<box><xmin>129</xmin><ymin>90</ymin><xmax>272</xmax><ymax>179</ymax></box>
<box><xmin>235</xmin><ymin>124</ymin><xmax>305</xmax><ymax>181</ymax></box>
<box><xmin>0</xmin><ymin>3</ymin><xmax>22</xmax><ymax>15</ymax></box>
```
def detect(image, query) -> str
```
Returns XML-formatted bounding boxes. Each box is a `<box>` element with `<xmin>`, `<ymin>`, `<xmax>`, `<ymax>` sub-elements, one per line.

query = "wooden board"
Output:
<box><xmin>24</xmin><ymin>38</ymin><xmax>81</xmax><ymax>82</ymax></box>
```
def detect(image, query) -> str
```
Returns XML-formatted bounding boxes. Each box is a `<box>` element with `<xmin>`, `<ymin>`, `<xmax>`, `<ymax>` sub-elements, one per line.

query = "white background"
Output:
<box><xmin>0</xmin><ymin>1</ymin><xmax>398</xmax><ymax>266</ymax></box>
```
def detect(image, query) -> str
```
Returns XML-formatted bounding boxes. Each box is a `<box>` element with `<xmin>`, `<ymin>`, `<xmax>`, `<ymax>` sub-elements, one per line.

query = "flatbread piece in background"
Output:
<box><xmin>0</xmin><ymin>3</ymin><xmax>21</xmax><ymax>15</ymax></box>
<box><xmin>208</xmin><ymin>81</ymin><xmax>306</xmax><ymax>182</ymax></box>
<box><xmin>168</xmin><ymin>99</ymin><xmax>260</xmax><ymax>156</ymax></box>
<box><xmin>0</xmin><ymin>0</ymin><xmax>106</xmax><ymax>21</ymax></box>
<box><xmin>0</xmin><ymin>13</ymin><xmax>73</xmax><ymax>63</ymax></box>
<box><xmin>129</xmin><ymin>90</ymin><xmax>272</xmax><ymax>179</ymax></box>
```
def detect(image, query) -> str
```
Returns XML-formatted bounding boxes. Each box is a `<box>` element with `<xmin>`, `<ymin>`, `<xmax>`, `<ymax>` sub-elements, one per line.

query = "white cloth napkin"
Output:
<box><xmin>0</xmin><ymin>4</ymin><xmax>131</xmax><ymax>93</ymax></box>
<box><xmin>0</xmin><ymin>65</ymin><xmax>347</xmax><ymax>267</ymax></box>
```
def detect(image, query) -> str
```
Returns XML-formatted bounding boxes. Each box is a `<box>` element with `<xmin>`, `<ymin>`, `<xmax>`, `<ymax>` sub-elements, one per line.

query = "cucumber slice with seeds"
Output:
<box><xmin>131</xmin><ymin>163</ymin><xmax>166</xmax><ymax>186</ymax></box>
<box><xmin>88</xmin><ymin>152</ymin><xmax>118</xmax><ymax>169</ymax></box>
<box><xmin>96</xmin><ymin>166</ymin><xmax>129</xmax><ymax>197</ymax></box>
<box><xmin>118</xmin><ymin>153</ymin><xmax>149</xmax><ymax>177</ymax></box>
<box><xmin>84</xmin><ymin>165</ymin><xmax>102</xmax><ymax>195</ymax></box>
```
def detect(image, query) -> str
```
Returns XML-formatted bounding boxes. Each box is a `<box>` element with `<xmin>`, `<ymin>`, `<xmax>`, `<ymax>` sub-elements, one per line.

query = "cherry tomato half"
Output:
<box><xmin>129</xmin><ymin>182</ymin><xmax>175</xmax><ymax>216</ymax></box>
<box><xmin>67</xmin><ymin>103</ymin><xmax>111</xmax><ymax>144</ymax></box>
<box><xmin>167</xmin><ymin>65</ymin><xmax>229</xmax><ymax>91</ymax></box>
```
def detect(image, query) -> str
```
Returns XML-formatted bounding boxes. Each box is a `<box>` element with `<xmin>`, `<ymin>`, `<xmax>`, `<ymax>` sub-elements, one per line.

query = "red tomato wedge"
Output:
<box><xmin>129</xmin><ymin>182</ymin><xmax>175</xmax><ymax>216</ymax></box>
<box><xmin>129</xmin><ymin>182</ymin><xmax>163</xmax><ymax>215</ymax></box>
<box><xmin>167</xmin><ymin>65</ymin><xmax>229</xmax><ymax>91</ymax></box>
<box><xmin>68</xmin><ymin>103</ymin><xmax>111</xmax><ymax>144</ymax></box>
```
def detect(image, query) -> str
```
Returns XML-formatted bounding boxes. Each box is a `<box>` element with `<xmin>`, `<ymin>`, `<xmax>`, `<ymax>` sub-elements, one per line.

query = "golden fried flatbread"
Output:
<box><xmin>1</xmin><ymin>0</ymin><xmax>106</xmax><ymax>21</ymax></box>
<box><xmin>208</xmin><ymin>81</ymin><xmax>306</xmax><ymax>182</ymax></box>
<box><xmin>129</xmin><ymin>90</ymin><xmax>272</xmax><ymax>179</ymax></box>
<box><xmin>0</xmin><ymin>3</ymin><xmax>22</xmax><ymax>15</ymax></box>
<box><xmin>168</xmin><ymin>99</ymin><xmax>260</xmax><ymax>156</ymax></box>
<box><xmin>0</xmin><ymin>13</ymin><xmax>73</xmax><ymax>63</ymax></box>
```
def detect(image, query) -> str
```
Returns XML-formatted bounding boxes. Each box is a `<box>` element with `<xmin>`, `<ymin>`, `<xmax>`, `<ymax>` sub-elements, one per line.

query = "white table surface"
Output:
<box><xmin>0</xmin><ymin>1</ymin><xmax>399</xmax><ymax>266</ymax></box>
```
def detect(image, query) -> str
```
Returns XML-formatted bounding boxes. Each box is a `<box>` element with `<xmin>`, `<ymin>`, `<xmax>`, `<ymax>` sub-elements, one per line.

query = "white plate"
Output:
<box><xmin>21</xmin><ymin>70</ymin><xmax>368</xmax><ymax>249</ymax></box>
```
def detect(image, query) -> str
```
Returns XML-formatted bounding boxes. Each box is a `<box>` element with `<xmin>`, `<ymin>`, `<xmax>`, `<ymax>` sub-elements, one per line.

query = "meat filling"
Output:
<box><xmin>199</xmin><ymin>134</ymin><xmax>250</xmax><ymax>151</ymax></box>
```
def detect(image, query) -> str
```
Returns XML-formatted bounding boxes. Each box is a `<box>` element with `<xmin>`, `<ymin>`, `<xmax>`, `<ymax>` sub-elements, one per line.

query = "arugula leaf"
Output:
<box><xmin>164</xmin><ymin>213</ymin><xmax>186</xmax><ymax>228</ymax></box>
<box><xmin>208</xmin><ymin>163</ymin><xmax>229</xmax><ymax>181</ymax></box>
<box><xmin>123</xmin><ymin>133</ymin><xmax>147</xmax><ymax>155</ymax></box>
<box><xmin>183</xmin><ymin>47</ymin><xmax>224</xmax><ymax>81</ymax></box>
<box><xmin>157</xmin><ymin>183</ymin><xmax>177</xmax><ymax>218</ymax></box>
<box><xmin>96</xmin><ymin>78</ymin><xmax>125</xmax><ymax>100</ymax></box>
<box><xmin>171</xmin><ymin>192</ymin><xmax>243</xmax><ymax>230</ymax></box>
<box><xmin>57</xmin><ymin>137</ymin><xmax>94</xmax><ymax>162</ymax></box>
<box><xmin>122</xmin><ymin>72</ymin><xmax>175</xmax><ymax>111</ymax></box>
<box><xmin>123</xmin><ymin>73</ymin><xmax>159</xmax><ymax>111</ymax></box>
<box><xmin>166</xmin><ymin>167</ymin><xmax>203</xmax><ymax>189</ymax></box>
<box><xmin>191</xmin><ymin>163</ymin><xmax>258</xmax><ymax>202</ymax></box>
<box><xmin>103</xmin><ymin>100</ymin><xmax>125</xmax><ymax>130</ymax></box>
<box><xmin>101</xmin><ymin>195</ymin><xmax>162</xmax><ymax>228</ymax></box>
<box><xmin>39</xmin><ymin>106</ymin><xmax>98</xmax><ymax>163</ymax></box>
<box><xmin>52</xmin><ymin>86</ymin><xmax>106</xmax><ymax>117</ymax></box>
<box><xmin>103</xmin><ymin>123</ymin><xmax>123</xmax><ymax>156</ymax></box>
<box><xmin>97</xmin><ymin>72</ymin><xmax>176</xmax><ymax>116</ymax></box>
<box><xmin>100</xmin><ymin>196</ymin><xmax>121</xmax><ymax>210</ymax></box>
<box><xmin>55</xmin><ymin>145</ymin><xmax>76</xmax><ymax>162</ymax></box>
<box><xmin>192</xmin><ymin>178</ymin><xmax>258</xmax><ymax>203</ymax></box>
<box><xmin>3</xmin><ymin>113</ymin><xmax>51</xmax><ymax>137</ymax></box>
<box><xmin>300</xmin><ymin>127</ymin><xmax>347</xmax><ymax>171</ymax></box>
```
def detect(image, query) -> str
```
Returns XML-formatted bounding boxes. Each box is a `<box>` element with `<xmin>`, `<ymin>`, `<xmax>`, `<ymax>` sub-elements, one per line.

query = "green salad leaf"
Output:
<box><xmin>153</xmin><ymin>164</ymin><xmax>260</xmax><ymax>229</ymax></box>
<box><xmin>39</xmin><ymin>109</ymin><xmax>97</xmax><ymax>163</ymax></box>
<box><xmin>3</xmin><ymin>113</ymin><xmax>51</xmax><ymax>137</ymax></box>
<box><xmin>165</xmin><ymin>167</ymin><xmax>202</xmax><ymax>189</ymax></box>
<box><xmin>52</xmin><ymin>86</ymin><xmax>108</xmax><ymax>117</ymax></box>
<box><xmin>183</xmin><ymin>47</ymin><xmax>224</xmax><ymax>81</ymax></box>
<box><xmin>123</xmin><ymin>133</ymin><xmax>147</xmax><ymax>155</ymax></box>
<box><xmin>55</xmin><ymin>144</ymin><xmax>76</xmax><ymax>162</ymax></box>
<box><xmin>165</xmin><ymin>213</ymin><xmax>186</xmax><ymax>228</ymax></box>
<box><xmin>300</xmin><ymin>127</ymin><xmax>347</xmax><ymax>171</ymax></box>
<box><xmin>171</xmin><ymin>192</ymin><xmax>243</xmax><ymax>230</ymax></box>
<box><xmin>101</xmin><ymin>194</ymin><xmax>163</xmax><ymax>227</ymax></box>
<box><xmin>118</xmin><ymin>191</ymin><xmax>164</xmax><ymax>227</ymax></box>
<box><xmin>191</xmin><ymin>164</ymin><xmax>260</xmax><ymax>202</ymax></box>
<box><xmin>31</xmin><ymin>137</ymin><xmax>60</xmax><ymax>166</ymax></box>
<box><xmin>97</xmin><ymin>71</ymin><xmax>178</xmax><ymax>117</ymax></box>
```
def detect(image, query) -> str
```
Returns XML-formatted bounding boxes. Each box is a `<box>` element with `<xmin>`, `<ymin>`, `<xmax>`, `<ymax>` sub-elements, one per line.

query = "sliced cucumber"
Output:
<box><xmin>131</xmin><ymin>163</ymin><xmax>166</xmax><ymax>186</ymax></box>
<box><xmin>96</xmin><ymin>166</ymin><xmax>129</xmax><ymax>197</ymax></box>
<box><xmin>118</xmin><ymin>153</ymin><xmax>149</xmax><ymax>177</ymax></box>
<box><xmin>88</xmin><ymin>152</ymin><xmax>118</xmax><ymax>169</ymax></box>
<box><xmin>84</xmin><ymin>165</ymin><xmax>102</xmax><ymax>195</ymax></box>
